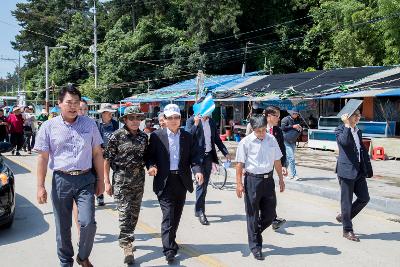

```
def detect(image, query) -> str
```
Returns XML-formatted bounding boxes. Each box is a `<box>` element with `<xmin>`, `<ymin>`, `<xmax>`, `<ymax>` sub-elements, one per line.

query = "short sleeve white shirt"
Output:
<box><xmin>235</xmin><ymin>132</ymin><xmax>282</xmax><ymax>174</ymax></box>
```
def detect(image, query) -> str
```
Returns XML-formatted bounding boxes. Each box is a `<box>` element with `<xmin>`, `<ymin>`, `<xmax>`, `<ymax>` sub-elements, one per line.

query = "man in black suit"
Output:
<box><xmin>335</xmin><ymin>110</ymin><xmax>373</xmax><ymax>242</ymax></box>
<box><xmin>185</xmin><ymin>113</ymin><xmax>231</xmax><ymax>225</ymax></box>
<box><xmin>264</xmin><ymin>106</ymin><xmax>288</xmax><ymax>230</ymax></box>
<box><xmin>146</xmin><ymin>104</ymin><xmax>204</xmax><ymax>263</ymax></box>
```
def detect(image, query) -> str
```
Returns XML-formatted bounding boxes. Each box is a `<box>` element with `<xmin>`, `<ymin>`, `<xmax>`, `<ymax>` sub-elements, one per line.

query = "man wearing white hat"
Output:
<box><xmin>96</xmin><ymin>103</ymin><xmax>119</xmax><ymax>206</ymax></box>
<box><xmin>146</xmin><ymin>104</ymin><xmax>203</xmax><ymax>263</ymax></box>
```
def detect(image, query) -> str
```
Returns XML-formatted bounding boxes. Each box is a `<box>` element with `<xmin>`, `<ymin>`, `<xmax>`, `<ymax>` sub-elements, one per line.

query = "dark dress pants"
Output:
<box><xmin>158</xmin><ymin>173</ymin><xmax>187</xmax><ymax>255</ymax></box>
<box><xmin>195</xmin><ymin>153</ymin><xmax>213</xmax><ymax>215</ymax></box>
<box><xmin>244</xmin><ymin>173</ymin><xmax>277</xmax><ymax>252</ymax></box>
<box><xmin>339</xmin><ymin>174</ymin><xmax>370</xmax><ymax>232</ymax></box>
<box><xmin>10</xmin><ymin>132</ymin><xmax>24</xmax><ymax>151</ymax></box>
<box><xmin>51</xmin><ymin>171</ymin><xmax>97</xmax><ymax>267</ymax></box>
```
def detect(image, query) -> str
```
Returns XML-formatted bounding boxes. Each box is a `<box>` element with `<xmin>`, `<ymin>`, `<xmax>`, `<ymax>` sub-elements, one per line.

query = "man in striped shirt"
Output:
<box><xmin>34</xmin><ymin>84</ymin><xmax>104</xmax><ymax>267</ymax></box>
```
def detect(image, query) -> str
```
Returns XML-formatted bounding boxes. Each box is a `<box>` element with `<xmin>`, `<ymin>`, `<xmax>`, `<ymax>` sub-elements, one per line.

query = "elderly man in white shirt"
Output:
<box><xmin>236</xmin><ymin>114</ymin><xmax>285</xmax><ymax>261</ymax></box>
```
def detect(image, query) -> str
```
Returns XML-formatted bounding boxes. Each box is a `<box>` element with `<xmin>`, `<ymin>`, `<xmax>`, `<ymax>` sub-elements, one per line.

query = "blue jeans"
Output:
<box><xmin>284</xmin><ymin>141</ymin><xmax>297</xmax><ymax>177</ymax></box>
<box><xmin>51</xmin><ymin>171</ymin><xmax>97</xmax><ymax>267</ymax></box>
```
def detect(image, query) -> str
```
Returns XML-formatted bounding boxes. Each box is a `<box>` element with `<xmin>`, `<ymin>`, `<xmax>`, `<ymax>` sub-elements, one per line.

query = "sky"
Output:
<box><xmin>0</xmin><ymin>1</ymin><xmax>26</xmax><ymax>79</ymax></box>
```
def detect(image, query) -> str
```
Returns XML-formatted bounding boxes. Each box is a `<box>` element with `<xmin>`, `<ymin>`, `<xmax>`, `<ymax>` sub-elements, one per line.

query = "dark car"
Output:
<box><xmin>0</xmin><ymin>142</ymin><xmax>15</xmax><ymax>229</ymax></box>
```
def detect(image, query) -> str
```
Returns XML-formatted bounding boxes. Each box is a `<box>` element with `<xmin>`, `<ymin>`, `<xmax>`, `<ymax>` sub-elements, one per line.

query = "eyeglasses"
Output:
<box><xmin>126</xmin><ymin>115</ymin><xmax>141</xmax><ymax>121</ymax></box>
<box><xmin>64</xmin><ymin>101</ymin><xmax>80</xmax><ymax>107</ymax></box>
<box><xmin>352</xmin><ymin>113</ymin><xmax>361</xmax><ymax>117</ymax></box>
<box><xmin>166</xmin><ymin>116</ymin><xmax>181</xmax><ymax>120</ymax></box>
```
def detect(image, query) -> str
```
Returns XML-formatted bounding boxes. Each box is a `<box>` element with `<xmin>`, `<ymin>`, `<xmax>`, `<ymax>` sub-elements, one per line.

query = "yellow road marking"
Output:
<box><xmin>5</xmin><ymin>155</ymin><xmax>228</xmax><ymax>267</ymax></box>
<box><xmin>103</xmin><ymin>203</ymin><xmax>228</xmax><ymax>267</ymax></box>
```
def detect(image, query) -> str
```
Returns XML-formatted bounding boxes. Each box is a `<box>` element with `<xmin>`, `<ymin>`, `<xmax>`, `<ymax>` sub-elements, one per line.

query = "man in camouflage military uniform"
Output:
<box><xmin>103</xmin><ymin>106</ymin><xmax>148</xmax><ymax>265</ymax></box>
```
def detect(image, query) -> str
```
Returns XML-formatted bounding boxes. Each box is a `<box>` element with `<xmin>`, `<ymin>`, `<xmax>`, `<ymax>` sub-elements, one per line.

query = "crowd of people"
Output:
<box><xmin>0</xmin><ymin>105</ymin><xmax>52</xmax><ymax>155</ymax></box>
<box><xmin>31</xmin><ymin>84</ymin><xmax>372</xmax><ymax>267</ymax></box>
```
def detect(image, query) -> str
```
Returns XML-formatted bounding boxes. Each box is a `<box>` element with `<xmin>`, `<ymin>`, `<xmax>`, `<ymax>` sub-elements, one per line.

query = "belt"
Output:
<box><xmin>204</xmin><ymin>151</ymin><xmax>212</xmax><ymax>157</ymax></box>
<box><xmin>56</xmin><ymin>169</ymin><xmax>91</xmax><ymax>176</ymax></box>
<box><xmin>246</xmin><ymin>171</ymin><xmax>273</xmax><ymax>179</ymax></box>
<box><xmin>170</xmin><ymin>170</ymin><xmax>180</xmax><ymax>175</ymax></box>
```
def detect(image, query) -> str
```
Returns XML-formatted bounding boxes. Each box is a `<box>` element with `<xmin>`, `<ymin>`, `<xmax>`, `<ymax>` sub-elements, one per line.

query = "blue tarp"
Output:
<box><xmin>157</xmin><ymin>71</ymin><xmax>261</xmax><ymax>93</ymax></box>
<box><xmin>319</xmin><ymin>92</ymin><xmax>352</xmax><ymax>99</ymax></box>
<box><xmin>377</xmin><ymin>88</ymin><xmax>400</xmax><ymax>97</ymax></box>
<box><xmin>122</xmin><ymin>72</ymin><xmax>262</xmax><ymax>103</ymax></box>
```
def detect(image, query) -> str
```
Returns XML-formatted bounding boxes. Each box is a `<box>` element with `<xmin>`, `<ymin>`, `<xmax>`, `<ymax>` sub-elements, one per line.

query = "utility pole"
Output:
<box><xmin>241</xmin><ymin>41</ymin><xmax>253</xmax><ymax>77</ymax></box>
<box><xmin>18</xmin><ymin>51</ymin><xmax>21</xmax><ymax>105</ymax></box>
<box><xmin>268</xmin><ymin>60</ymin><xmax>273</xmax><ymax>75</ymax></box>
<box><xmin>131</xmin><ymin>4</ymin><xmax>136</xmax><ymax>31</ymax></box>
<box><xmin>195</xmin><ymin>70</ymin><xmax>205</xmax><ymax>101</ymax></box>
<box><xmin>45</xmin><ymin>45</ymin><xmax>67</xmax><ymax>112</ymax></box>
<box><xmin>45</xmin><ymin>45</ymin><xmax>49</xmax><ymax>111</ymax></box>
<box><xmin>93</xmin><ymin>0</ymin><xmax>98</xmax><ymax>89</ymax></box>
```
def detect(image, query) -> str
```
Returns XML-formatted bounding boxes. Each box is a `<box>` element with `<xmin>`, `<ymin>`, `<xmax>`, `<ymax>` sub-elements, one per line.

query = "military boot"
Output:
<box><xmin>123</xmin><ymin>243</ymin><xmax>134</xmax><ymax>264</ymax></box>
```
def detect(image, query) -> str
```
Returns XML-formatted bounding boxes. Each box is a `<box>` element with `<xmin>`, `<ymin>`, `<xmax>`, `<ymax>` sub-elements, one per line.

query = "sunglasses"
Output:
<box><xmin>126</xmin><ymin>115</ymin><xmax>142</xmax><ymax>121</ymax></box>
<box><xmin>166</xmin><ymin>116</ymin><xmax>181</xmax><ymax>120</ymax></box>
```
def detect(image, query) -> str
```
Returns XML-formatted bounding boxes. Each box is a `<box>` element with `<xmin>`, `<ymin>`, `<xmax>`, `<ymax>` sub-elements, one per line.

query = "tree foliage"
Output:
<box><xmin>6</xmin><ymin>0</ymin><xmax>400</xmax><ymax>102</ymax></box>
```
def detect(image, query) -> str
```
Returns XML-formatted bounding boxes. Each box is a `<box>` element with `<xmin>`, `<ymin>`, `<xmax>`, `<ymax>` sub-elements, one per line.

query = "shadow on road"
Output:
<box><xmin>134</xmin><ymin>245</ymin><xmax>187</xmax><ymax>266</ymax></box>
<box><xmin>141</xmin><ymin>199</ymin><xmax>222</xmax><ymax>209</ymax></box>
<box><xmin>297</xmin><ymin>177</ymin><xmax>337</xmax><ymax>182</ymax></box>
<box><xmin>3</xmin><ymin>157</ymin><xmax>31</xmax><ymax>175</ymax></box>
<box><xmin>207</xmin><ymin>214</ymin><xmax>246</xmax><ymax>223</ymax></box>
<box><xmin>0</xmin><ymin>193</ymin><xmax>49</xmax><ymax>246</ymax></box>
<box><xmin>94</xmin><ymin>232</ymin><xmax>157</xmax><ymax>244</ymax></box>
<box><xmin>178</xmin><ymin>243</ymin><xmax>341</xmax><ymax>258</ymax></box>
<box><xmin>94</xmin><ymin>233</ymin><xmax>118</xmax><ymax>244</ymax></box>
<box><xmin>359</xmin><ymin>232</ymin><xmax>400</xmax><ymax>241</ymax></box>
<box><xmin>284</xmin><ymin>220</ymin><xmax>341</xmax><ymax>228</ymax></box>
<box><xmin>263</xmin><ymin>244</ymin><xmax>341</xmax><ymax>256</ymax></box>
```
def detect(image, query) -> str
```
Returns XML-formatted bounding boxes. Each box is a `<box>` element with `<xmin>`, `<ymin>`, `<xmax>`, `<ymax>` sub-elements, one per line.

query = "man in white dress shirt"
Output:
<box><xmin>236</xmin><ymin>115</ymin><xmax>285</xmax><ymax>261</ymax></box>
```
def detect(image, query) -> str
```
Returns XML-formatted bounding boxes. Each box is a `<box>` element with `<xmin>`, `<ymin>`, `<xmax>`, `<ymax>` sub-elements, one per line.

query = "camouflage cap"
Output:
<box><xmin>119</xmin><ymin>105</ymin><xmax>145</xmax><ymax>122</ymax></box>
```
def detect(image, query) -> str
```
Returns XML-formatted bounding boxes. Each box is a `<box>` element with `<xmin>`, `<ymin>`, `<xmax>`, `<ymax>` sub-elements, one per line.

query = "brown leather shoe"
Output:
<box><xmin>76</xmin><ymin>256</ymin><xmax>94</xmax><ymax>267</ymax></box>
<box><xmin>343</xmin><ymin>231</ymin><xmax>360</xmax><ymax>242</ymax></box>
<box><xmin>336</xmin><ymin>214</ymin><xmax>342</xmax><ymax>223</ymax></box>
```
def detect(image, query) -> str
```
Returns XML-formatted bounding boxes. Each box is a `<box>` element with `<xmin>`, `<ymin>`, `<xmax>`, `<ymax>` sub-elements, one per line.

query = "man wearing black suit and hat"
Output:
<box><xmin>185</xmin><ymin>112</ymin><xmax>231</xmax><ymax>225</ymax></box>
<box><xmin>335</xmin><ymin>108</ymin><xmax>373</xmax><ymax>242</ymax></box>
<box><xmin>146</xmin><ymin>104</ymin><xmax>204</xmax><ymax>263</ymax></box>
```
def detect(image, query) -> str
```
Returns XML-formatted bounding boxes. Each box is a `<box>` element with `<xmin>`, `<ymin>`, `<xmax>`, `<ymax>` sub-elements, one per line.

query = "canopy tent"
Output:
<box><xmin>319</xmin><ymin>87</ymin><xmax>400</xmax><ymax>99</ymax></box>
<box><xmin>122</xmin><ymin>72</ymin><xmax>263</xmax><ymax>103</ymax></box>
<box><xmin>234</xmin><ymin>66</ymin><xmax>395</xmax><ymax>98</ymax></box>
<box><xmin>122</xmin><ymin>66</ymin><xmax>400</xmax><ymax>104</ymax></box>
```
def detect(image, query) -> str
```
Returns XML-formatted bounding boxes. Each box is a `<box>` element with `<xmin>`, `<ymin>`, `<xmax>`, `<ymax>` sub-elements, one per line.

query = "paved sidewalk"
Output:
<box><xmin>222</xmin><ymin>142</ymin><xmax>400</xmax><ymax>216</ymax></box>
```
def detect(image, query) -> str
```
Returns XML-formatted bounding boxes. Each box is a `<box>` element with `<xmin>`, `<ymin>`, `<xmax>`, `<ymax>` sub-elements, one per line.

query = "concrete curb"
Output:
<box><xmin>226</xmin><ymin>168</ymin><xmax>400</xmax><ymax>216</ymax></box>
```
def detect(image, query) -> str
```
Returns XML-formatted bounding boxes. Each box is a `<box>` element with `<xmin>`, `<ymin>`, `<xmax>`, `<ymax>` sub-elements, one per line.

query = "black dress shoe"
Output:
<box><xmin>252</xmin><ymin>250</ymin><xmax>264</xmax><ymax>261</ymax></box>
<box><xmin>272</xmin><ymin>217</ymin><xmax>286</xmax><ymax>230</ymax></box>
<box><xmin>336</xmin><ymin>214</ymin><xmax>342</xmax><ymax>223</ymax></box>
<box><xmin>199</xmin><ymin>213</ymin><xmax>210</xmax><ymax>225</ymax></box>
<box><xmin>165</xmin><ymin>251</ymin><xmax>175</xmax><ymax>263</ymax></box>
<box><xmin>343</xmin><ymin>231</ymin><xmax>360</xmax><ymax>242</ymax></box>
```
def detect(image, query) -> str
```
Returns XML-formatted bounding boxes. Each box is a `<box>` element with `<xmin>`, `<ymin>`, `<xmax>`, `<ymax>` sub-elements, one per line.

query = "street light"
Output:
<box><xmin>45</xmin><ymin>45</ymin><xmax>67</xmax><ymax>112</ymax></box>
<box><xmin>241</xmin><ymin>41</ymin><xmax>254</xmax><ymax>77</ymax></box>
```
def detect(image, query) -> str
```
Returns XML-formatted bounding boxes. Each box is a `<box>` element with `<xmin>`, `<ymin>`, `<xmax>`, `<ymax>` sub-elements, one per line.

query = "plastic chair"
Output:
<box><xmin>372</xmin><ymin>146</ymin><xmax>385</xmax><ymax>160</ymax></box>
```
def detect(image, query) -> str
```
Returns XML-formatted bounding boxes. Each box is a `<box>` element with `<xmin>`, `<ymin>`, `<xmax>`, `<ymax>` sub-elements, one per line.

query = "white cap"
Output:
<box><xmin>163</xmin><ymin>104</ymin><xmax>181</xmax><ymax>117</ymax></box>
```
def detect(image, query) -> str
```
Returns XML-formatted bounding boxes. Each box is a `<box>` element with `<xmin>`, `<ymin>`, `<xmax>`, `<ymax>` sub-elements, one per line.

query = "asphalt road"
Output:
<box><xmin>0</xmin><ymin>154</ymin><xmax>399</xmax><ymax>267</ymax></box>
